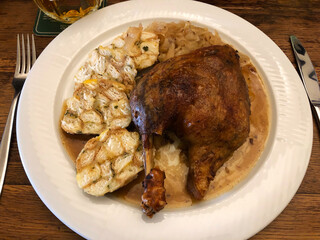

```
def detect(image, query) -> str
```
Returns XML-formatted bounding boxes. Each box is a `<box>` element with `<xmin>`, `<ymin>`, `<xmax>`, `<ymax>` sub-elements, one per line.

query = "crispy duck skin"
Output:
<box><xmin>141</xmin><ymin>168</ymin><xmax>167</xmax><ymax>217</ymax></box>
<box><xmin>131</xmin><ymin>45</ymin><xmax>250</xmax><ymax>204</ymax></box>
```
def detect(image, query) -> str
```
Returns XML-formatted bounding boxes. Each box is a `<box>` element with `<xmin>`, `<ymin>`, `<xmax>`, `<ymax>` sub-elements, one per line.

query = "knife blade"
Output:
<box><xmin>290</xmin><ymin>35</ymin><xmax>320</xmax><ymax>131</ymax></box>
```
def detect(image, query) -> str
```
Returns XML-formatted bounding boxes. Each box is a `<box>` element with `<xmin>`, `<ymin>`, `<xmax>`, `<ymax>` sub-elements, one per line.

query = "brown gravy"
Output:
<box><xmin>60</xmin><ymin>59</ymin><xmax>270</xmax><ymax>209</ymax></box>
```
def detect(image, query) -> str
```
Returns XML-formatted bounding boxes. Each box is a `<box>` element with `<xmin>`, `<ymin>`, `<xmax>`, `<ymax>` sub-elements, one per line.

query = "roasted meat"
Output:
<box><xmin>130</xmin><ymin>45</ymin><xmax>250</xmax><ymax>209</ymax></box>
<box><xmin>141</xmin><ymin>168</ymin><xmax>167</xmax><ymax>217</ymax></box>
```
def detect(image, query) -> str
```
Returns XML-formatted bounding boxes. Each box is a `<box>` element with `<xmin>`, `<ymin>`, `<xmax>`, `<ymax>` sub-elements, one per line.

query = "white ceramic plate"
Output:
<box><xmin>17</xmin><ymin>0</ymin><xmax>313</xmax><ymax>239</ymax></box>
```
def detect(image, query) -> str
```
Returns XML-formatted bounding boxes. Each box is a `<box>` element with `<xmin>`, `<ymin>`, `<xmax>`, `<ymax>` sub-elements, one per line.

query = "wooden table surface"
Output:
<box><xmin>0</xmin><ymin>0</ymin><xmax>319</xmax><ymax>239</ymax></box>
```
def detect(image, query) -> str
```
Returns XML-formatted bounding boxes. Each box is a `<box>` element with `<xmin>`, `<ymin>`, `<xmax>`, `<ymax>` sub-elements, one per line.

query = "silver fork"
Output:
<box><xmin>0</xmin><ymin>34</ymin><xmax>36</xmax><ymax>196</ymax></box>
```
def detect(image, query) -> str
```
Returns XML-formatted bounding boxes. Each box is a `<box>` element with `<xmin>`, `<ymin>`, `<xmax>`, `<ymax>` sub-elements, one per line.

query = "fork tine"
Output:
<box><xmin>31</xmin><ymin>34</ymin><xmax>36</xmax><ymax>66</ymax></box>
<box><xmin>26</xmin><ymin>34</ymin><xmax>31</xmax><ymax>73</ymax></box>
<box><xmin>21</xmin><ymin>34</ymin><xmax>26</xmax><ymax>74</ymax></box>
<box><xmin>15</xmin><ymin>34</ymin><xmax>20</xmax><ymax>74</ymax></box>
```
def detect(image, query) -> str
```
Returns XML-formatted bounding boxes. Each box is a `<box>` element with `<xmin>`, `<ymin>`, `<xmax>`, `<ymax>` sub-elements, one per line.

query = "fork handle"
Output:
<box><xmin>0</xmin><ymin>92</ymin><xmax>20</xmax><ymax>196</ymax></box>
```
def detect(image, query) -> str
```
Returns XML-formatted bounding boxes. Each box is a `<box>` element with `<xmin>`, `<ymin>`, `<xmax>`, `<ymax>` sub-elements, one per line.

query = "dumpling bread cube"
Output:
<box><xmin>61</xmin><ymin>79</ymin><xmax>131</xmax><ymax>134</ymax></box>
<box><xmin>73</xmin><ymin>26</ymin><xmax>159</xmax><ymax>93</ymax></box>
<box><xmin>62</xmin><ymin>25</ymin><xmax>160</xmax><ymax>136</ymax></box>
<box><xmin>76</xmin><ymin>128</ymin><xmax>144</xmax><ymax>196</ymax></box>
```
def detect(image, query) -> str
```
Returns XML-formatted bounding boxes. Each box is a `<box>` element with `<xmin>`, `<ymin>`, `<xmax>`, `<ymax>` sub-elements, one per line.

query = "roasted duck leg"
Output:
<box><xmin>140</xmin><ymin>134</ymin><xmax>167</xmax><ymax>217</ymax></box>
<box><xmin>130</xmin><ymin>45</ymin><xmax>250</xmax><ymax>213</ymax></box>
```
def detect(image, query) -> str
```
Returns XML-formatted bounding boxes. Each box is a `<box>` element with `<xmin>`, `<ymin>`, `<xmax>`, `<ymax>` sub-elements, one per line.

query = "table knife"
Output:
<box><xmin>290</xmin><ymin>35</ymin><xmax>320</xmax><ymax>131</ymax></box>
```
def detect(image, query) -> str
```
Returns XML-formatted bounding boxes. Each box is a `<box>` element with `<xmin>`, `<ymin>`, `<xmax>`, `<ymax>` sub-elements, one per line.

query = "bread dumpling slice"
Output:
<box><xmin>61</xmin><ymin>79</ymin><xmax>131</xmax><ymax>134</ymax></box>
<box><xmin>76</xmin><ymin>128</ymin><xmax>143</xmax><ymax>196</ymax></box>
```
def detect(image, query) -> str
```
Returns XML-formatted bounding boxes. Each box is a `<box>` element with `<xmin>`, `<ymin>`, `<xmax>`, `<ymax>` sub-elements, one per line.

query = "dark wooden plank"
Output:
<box><xmin>252</xmin><ymin>194</ymin><xmax>320</xmax><ymax>239</ymax></box>
<box><xmin>0</xmin><ymin>185</ymin><xmax>83</xmax><ymax>239</ymax></box>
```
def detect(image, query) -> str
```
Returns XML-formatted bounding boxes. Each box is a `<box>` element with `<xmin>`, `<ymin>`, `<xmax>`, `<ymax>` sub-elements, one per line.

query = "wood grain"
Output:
<box><xmin>0</xmin><ymin>0</ymin><xmax>319</xmax><ymax>239</ymax></box>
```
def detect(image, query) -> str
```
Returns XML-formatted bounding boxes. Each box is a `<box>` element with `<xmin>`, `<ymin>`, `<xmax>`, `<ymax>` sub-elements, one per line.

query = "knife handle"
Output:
<box><xmin>312</xmin><ymin>105</ymin><xmax>320</xmax><ymax>132</ymax></box>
